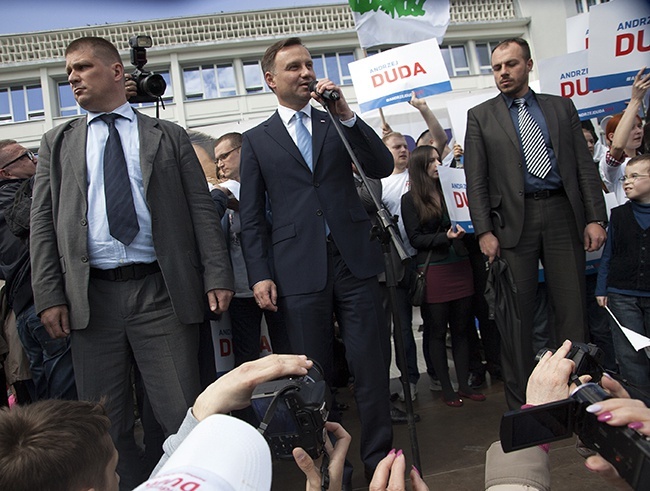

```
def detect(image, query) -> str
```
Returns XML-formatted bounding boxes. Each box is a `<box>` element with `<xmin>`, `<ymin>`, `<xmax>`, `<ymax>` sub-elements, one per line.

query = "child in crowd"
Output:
<box><xmin>596</xmin><ymin>154</ymin><xmax>650</xmax><ymax>398</ymax></box>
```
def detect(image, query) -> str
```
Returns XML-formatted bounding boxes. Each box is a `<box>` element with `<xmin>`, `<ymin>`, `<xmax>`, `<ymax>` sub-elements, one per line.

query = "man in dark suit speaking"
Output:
<box><xmin>30</xmin><ymin>37</ymin><xmax>234</xmax><ymax>489</ymax></box>
<box><xmin>239</xmin><ymin>37</ymin><xmax>393</xmax><ymax>481</ymax></box>
<box><xmin>464</xmin><ymin>38</ymin><xmax>607</xmax><ymax>409</ymax></box>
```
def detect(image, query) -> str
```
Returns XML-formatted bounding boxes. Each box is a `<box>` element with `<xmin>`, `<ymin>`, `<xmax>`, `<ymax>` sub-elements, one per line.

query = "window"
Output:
<box><xmin>0</xmin><ymin>84</ymin><xmax>44</xmax><ymax>123</ymax></box>
<box><xmin>439</xmin><ymin>45</ymin><xmax>470</xmax><ymax>77</ymax></box>
<box><xmin>475</xmin><ymin>41</ymin><xmax>501</xmax><ymax>74</ymax></box>
<box><xmin>575</xmin><ymin>0</ymin><xmax>609</xmax><ymax>13</ymax></box>
<box><xmin>58</xmin><ymin>81</ymin><xmax>86</xmax><ymax>117</ymax></box>
<box><xmin>183</xmin><ymin>64</ymin><xmax>236</xmax><ymax>100</ymax></box>
<box><xmin>312</xmin><ymin>52</ymin><xmax>355</xmax><ymax>86</ymax></box>
<box><xmin>243</xmin><ymin>61</ymin><xmax>270</xmax><ymax>94</ymax></box>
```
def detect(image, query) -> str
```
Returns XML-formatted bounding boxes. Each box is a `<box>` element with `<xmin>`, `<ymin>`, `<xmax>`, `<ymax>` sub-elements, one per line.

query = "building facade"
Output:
<box><xmin>0</xmin><ymin>0</ymin><xmax>608</xmax><ymax>149</ymax></box>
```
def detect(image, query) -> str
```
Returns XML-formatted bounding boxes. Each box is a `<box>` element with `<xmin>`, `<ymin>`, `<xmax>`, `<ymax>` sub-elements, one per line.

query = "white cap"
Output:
<box><xmin>134</xmin><ymin>414</ymin><xmax>272</xmax><ymax>491</ymax></box>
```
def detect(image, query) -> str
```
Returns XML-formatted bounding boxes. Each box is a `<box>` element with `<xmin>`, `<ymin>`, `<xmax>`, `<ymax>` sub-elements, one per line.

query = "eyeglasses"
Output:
<box><xmin>0</xmin><ymin>150</ymin><xmax>35</xmax><ymax>170</ymax></box>
<box><xmin>215</xmin><ymin>146</ymin><xmax>241</xmax><ymax>164</ymax></box>
<box><xmin>618</xmin><ymin>173</ymin><xmax>650</xmax><ymax>183</ymax></box>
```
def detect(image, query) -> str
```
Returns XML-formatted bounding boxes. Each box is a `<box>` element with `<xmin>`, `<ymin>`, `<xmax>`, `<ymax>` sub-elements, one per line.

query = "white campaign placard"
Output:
<box><xmin>566</xmin><ymin>13</ymin><xmax>590</xmax><ymax>53</ymax></box>
<box><xmin>348</xmin><ymin>38</ymin><xmax>452</xmax><ymax>113</ymax></box>
<box><xmin>538</xmin><ymin>51</ymin><xmax>629</xmax><ymax>120</ymax></box>
<box><xmin>587</xmin><ymin>0</ymin><xmax>650</xmax><ymax>91</ymax></box>
<box><xmin>437</xmin><ymin>166</ymin><xmax>473</xmax><ymax>234</ymax></box>
<box><xmin>446</xmin><ymin>91</ymin><xmax>498</xmax><ymax>148</ymax></box>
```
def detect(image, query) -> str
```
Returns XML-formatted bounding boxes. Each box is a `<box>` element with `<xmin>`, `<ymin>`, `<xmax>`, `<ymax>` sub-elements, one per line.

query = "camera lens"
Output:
<box><xmin>140</xmin><ymin>73</ymin><xmax>166</xmax><ymax>98</ymax></box>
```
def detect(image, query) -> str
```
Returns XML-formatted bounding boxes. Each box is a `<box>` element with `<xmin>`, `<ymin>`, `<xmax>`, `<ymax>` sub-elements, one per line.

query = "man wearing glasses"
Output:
<box><xmin>213</xmin><ymin>132</ymin><xmax>290</xmax><ymax>367</ymax></box>
<box><xmin>0</xmin><ymin>140</ymin><xmax>77</xmax><ymax>402</ymax></box>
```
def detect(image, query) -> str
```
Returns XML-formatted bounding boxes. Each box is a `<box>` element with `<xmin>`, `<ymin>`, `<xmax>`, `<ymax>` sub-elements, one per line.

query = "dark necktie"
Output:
<box><xmin>99</xmin><ymin>113</ymin><xmax>139</xmax><ymax>245</ymax></box>
<box><xmin>514</xmin><ymin>98</ymin><xmax>552</xmax><ymax>180</ymax></box>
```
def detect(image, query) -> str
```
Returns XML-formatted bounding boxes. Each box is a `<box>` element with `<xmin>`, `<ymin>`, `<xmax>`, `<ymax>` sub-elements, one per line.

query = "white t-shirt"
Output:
<box><xmin>381</xmin><ymin>170</ymin><xmax>417</xmax><ymax>257</ymax></box>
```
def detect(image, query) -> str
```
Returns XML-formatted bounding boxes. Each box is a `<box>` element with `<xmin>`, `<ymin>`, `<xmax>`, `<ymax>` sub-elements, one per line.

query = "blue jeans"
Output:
<box><xmin>608</xmin><ymin>293</ymin><xmax>650</xmax><ymax>392</ymax></box>
<box><xmin>15</xmin><ymin>304</ymin><xmax>77</xmax><ymax>400</ymax></box>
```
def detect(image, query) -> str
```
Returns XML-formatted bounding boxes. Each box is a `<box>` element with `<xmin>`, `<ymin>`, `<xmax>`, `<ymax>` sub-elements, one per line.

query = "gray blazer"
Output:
<box><xmin>464</xmin><ymin>93</ymin><xmax>606</xmax><ymax>248</ymax></box>
<box><xmin>30</xmin><ymin>112</ymin><xmax>234</xmax><ymax>330</ymax></box>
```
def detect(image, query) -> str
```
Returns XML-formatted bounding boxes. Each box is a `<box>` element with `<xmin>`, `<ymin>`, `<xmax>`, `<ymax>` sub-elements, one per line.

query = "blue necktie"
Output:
<box><xmin>293</xmin><ymin>111</ymin><xmax>313</xmax><ymax>171</ymax></box>
<box><xmin>99</xmin><ymin>113</ymin><xmax>140</xmax><ymax>245</ymax></box>
<box><xmin>514</xmin><ymin>98</ymin><xmax>552</xmax><ymax>180</ymax></box>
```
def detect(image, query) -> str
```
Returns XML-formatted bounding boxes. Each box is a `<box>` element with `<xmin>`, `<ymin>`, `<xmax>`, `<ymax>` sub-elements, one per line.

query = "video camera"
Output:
<box><xmin>250</xmin><ymin>360</ymin><xmax>331</xmax><ymax>460</ymax></box>
<box><xmin>500</xmin><ymin>343</ymin><xmax>650</xmax><ymax>490</ymax></box>
<box><xmin>128</xmin><ymin>35</ymin><xmax>166</xmax><ymax>104</ymax></box>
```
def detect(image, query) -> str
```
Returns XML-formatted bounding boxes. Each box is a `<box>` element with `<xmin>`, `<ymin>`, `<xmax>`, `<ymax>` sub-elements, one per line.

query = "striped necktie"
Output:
<box><xmin>514</xmin><ymin>98</ymin><xmax>552</xmax><ymax>180</ymax></box>
<box><xmin>99</xmin><ymin>113</ymin><xmax>140</xmax><ymax>245</ymax></box>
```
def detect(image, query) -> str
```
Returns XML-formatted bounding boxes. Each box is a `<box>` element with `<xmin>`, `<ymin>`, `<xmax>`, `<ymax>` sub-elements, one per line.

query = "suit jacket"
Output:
<box><xmin>30</xmin><ymin>112</ymin><xmax>234</xmax><ymax>330</ymax></box>
<box><xmin>464</xmin><ymin>93</ymin><xmax>606</xmax><ymax>248</ymax></box>
<box><xmin>239</xmin><ymin>107</ymin><xmax>393</xmax><ymax>296</ymax></box>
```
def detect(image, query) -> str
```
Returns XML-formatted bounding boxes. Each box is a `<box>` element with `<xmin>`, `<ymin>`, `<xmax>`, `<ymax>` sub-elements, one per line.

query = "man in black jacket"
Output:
<box><xmin>0</xmin><ymin>139</ymin><xmax>76</xmax><ymax>401</ymax></box>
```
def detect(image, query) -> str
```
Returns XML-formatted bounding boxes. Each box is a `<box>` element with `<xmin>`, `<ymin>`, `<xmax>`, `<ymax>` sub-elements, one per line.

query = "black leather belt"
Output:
<box><xmin>90</xmin><ymin>261</ymin><xmax>160</xmax><ymax>281</ymax></box>
<box><xmin>524</xmin><ymin>188</ymin><xmax>565</xmax><ymax>200</ymax></box>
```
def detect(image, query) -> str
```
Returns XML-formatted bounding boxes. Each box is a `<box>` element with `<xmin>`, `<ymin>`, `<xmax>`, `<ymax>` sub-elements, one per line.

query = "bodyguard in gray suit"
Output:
<box><xmin>464</xmin><ymin>38</ymin><xmax>607</xmax><ymax>409</ymax></box>
<box><xmin>30</xmin><ymin>37</ymin><xmax>234</xmax><ymax>489</ymax></box>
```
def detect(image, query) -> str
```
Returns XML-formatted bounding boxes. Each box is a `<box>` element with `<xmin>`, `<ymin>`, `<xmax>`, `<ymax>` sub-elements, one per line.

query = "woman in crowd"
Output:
<box><xmin>600</xmin><ymin>67</ymin><xmax>649</xmax><ymax>204</ymax></box>
<box><xmin>401</xmin><ymin>145</ymin><xmax>485</xmax><ymax>407</ymax></box>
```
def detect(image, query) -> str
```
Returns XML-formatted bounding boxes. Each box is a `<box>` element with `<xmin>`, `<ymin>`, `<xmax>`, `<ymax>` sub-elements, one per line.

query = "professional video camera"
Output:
<box><xmin>250</xmin><ymin>360</ymin><xmax>331</xmax><ymax>460</ymax></box>
<box><xmin>128</xmin><ymin>35</ymin><xmax>166</xmax><ymax>104</ymax></box>
<box><xmin>500</xmin><ymin>343</ymin><xmax>650</xmax><ymax>490</ymax></box>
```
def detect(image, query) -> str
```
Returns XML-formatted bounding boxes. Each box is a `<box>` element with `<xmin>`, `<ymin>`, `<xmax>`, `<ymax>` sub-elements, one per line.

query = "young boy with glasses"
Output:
<box><xmin>596</xmin><ymin>154</ymin><xmax>650</xmax><ymax>402</ymax></box>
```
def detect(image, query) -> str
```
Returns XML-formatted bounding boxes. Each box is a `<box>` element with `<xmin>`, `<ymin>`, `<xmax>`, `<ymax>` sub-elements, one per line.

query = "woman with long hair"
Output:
<box><xmin>401</xmin><ymin>145</ymin><xmax>485</xmax><ymax>407</ymax></box>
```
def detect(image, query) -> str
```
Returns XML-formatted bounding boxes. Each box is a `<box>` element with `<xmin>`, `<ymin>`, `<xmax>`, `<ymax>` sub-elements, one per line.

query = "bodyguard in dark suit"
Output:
<box><xmin>464</xmin><ymin>38</ymin><xmax>607</xmax><ymax>408</ymax></box>
<box><xmin>30</xmin><ymin>37</ymin><xmax>234</xmax><ymax>489</ymax></box>
<box><xmin>239</xmin><ymin>37</ymin><xmax>394</xmax><ymax>481</ymax></box>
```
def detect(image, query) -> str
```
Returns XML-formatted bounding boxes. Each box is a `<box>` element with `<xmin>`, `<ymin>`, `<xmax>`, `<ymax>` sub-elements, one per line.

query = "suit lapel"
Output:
<box><xmin>64</xmin><ymin>118</ymin><xmax>89</xmax><ymax>200</ymax></box>
<box><xmin>491</xmin><ymin>96</ymin><xmax>520</xmax><ymax>151</ymax></box>
<box><xmin>310</xmin><ymin>107</ymin><xmax>329</xmax><ymax>172</ymax></box>
<box><xmin>136</xmin><ymin>112</ymin><xmax>162</xmax><ymax>193</ymax></box>
<box><xmin>263</xmin><ymin>110</ymin><xmax>313</xmax><ymax>172</ymax></box>
<box><xmin>536</xmin><ymin>94</ymin><xmax>560</xmax><ymax>156</ymax></box>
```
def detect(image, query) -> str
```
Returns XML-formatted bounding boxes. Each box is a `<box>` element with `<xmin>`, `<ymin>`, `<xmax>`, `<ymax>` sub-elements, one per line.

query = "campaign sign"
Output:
<box><xmin>437</xmin><ymin>166</ymin><xmax>473</xmax><ymax>234</ymax></box>
<box><xmin>566</xmin><ymin>13</ymin><xmax>590</xmax><ymax>53</ymax></box>
<box><xmin>348</xmin><ymin>38</ymin><xmax>452</xmax><ymax>113</ymax></box>
<box><xmin>588</xmin><ymin>0</ymin><xmax>650</xmax><ymax>91</ymax></box>
<box><xmin>538</xmin><ymin>50</ymin><xmax>629</xmax><ymax>120</ymax></box>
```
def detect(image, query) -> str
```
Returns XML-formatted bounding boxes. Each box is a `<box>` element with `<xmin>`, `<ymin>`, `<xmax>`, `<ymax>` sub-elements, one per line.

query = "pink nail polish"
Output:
<box><xmin>396</xmin><ymin>449</ymin><xmax>403</xmax><ymax>457</ymax></box>
<box><xmin>388</xmin><ymin>448</ymin><xmax>396</xmax><ymax>456</ymax></box>
<box><xmin>628</xmin><ymin>421</ymin><xmax>644</xmax><ymax>430</ymax></box>
<box><xmin>412</xmin><ymin>465</ymin><xmax>421</xmax><ymax>477</ymax></box>
<box><xmin>597</xmin><ymin>411</ymin><xmax>613</xmax><ymax>422</ymax></box>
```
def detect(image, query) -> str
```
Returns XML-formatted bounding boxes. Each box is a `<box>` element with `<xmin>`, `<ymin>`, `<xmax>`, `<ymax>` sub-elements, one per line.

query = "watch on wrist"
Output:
<box><xmin>593</xmin><ymin>220</ymin><xmax>607</xmax><ymax>230</ymax></box>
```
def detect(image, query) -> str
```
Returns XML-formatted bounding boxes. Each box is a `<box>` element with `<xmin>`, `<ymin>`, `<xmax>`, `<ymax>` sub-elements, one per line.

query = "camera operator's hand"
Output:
<box><xmin>526</xmin><ymin>339</ymin><xmax>578</xmax><ymax>405</ymax></box>
<box><xmin>293</xmin><ymin>421</ymin><xmax>351</xmax><ymax>491</ymax></box>
<box><xmin>368</xmin><ymin>449</ymin><xmax>430</xmax><ymax>491</ymax></box>
<box><xmin>124</xmin><ymin>74</ymin><xmax>138</xmax><ymax>101</ymax></box>
<box><xmin>583</xmin><ymin>397</ymin><xmax>650</xmax><ymax>490</ymax></box>
<box><xmin>192</xmin><ymin>354</ymin><xmax>313</xmax><ymax>421</ymax></box>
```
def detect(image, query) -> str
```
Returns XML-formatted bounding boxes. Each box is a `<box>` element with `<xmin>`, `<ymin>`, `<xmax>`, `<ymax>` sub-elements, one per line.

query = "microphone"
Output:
<box><xmin>308</xmin><ymin>80</ymin><xmax>340</xmax><ymax>101</ymax></box>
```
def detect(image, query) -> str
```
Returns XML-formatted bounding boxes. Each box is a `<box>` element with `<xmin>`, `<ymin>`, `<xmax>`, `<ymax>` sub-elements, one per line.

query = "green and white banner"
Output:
<box><xmin>348</xmin><ymin>0</ymin><xmax>450</xmax><ymax>49</ymax></box>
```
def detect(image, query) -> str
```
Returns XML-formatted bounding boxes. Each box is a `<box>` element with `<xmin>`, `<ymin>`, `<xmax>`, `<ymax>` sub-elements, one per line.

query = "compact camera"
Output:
<box><xmin>251</xmin><ymin>360</ymin><xmax>331</xmax><ymax>460</ymax></box>
<box><xmin>128</xmin><ymin>35</ymin><xmax>166</xmax><ymax>104</ymax></box>
<box><xmin>501</xmin><ymin>381</ymin><xmax>650</xmax><ymax>489</ymax></box>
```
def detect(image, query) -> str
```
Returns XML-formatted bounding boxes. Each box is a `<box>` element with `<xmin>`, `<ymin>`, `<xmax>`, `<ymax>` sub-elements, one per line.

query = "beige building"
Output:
<box><xmin>0</xmin><ymin>0</ymin><xmax>608</xmax><ymax>150</ymax></box>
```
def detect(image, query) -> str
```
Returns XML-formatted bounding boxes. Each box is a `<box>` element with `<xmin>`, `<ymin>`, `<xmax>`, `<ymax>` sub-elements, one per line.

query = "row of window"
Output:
<box><xmin>1</xmin><ymin>43</ymin><xmax>495</xmax><ymax>124</ymax></box>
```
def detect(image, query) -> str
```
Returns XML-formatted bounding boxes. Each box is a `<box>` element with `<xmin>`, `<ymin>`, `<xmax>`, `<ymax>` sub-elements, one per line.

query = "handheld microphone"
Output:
<box><xmin>308</xmin><ymin>80</ymin><xmax>340</xmax><ymax>101</ymax></box>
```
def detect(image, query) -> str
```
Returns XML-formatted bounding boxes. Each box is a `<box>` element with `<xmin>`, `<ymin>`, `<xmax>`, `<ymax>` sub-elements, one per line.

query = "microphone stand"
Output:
<box><xmin>317</xmin><ymin>99</ymin><xmax>422</xmax><ymax>472</ymax></box>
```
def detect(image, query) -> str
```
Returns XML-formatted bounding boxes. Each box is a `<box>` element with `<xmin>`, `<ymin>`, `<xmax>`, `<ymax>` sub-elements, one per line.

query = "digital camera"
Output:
<box><xmin>128</xmin><ymin>35</ymin><xmax>166</xmax><ymax>104</ymax></box>
<box><xmin>536</xmin><ymin>342</ymin><xmax>605</xmax><ymax>383</ymax></box>
<box><xmin>501</xmin><ymin>382</ymin><xmax>650</xmax><ymax>490</ymax></box>
<box><xmin>250</xmin><ymin>360</ymin><xmax>331</xmax><ymax>460</ymax></box>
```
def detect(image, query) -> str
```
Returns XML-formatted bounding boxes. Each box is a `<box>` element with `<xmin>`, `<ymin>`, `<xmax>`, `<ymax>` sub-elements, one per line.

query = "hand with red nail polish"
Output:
<box><xmin>368</xmin><ymin>449</ymin><xmax>430</xmax><ymax>491</ymax></box>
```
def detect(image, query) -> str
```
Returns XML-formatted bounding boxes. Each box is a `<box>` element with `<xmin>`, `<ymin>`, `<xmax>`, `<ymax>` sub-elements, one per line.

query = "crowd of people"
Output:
<box><xmin>0</xmin><ymin>32</ymin><xmax>649</xmax><ymax>491</ymax></box>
